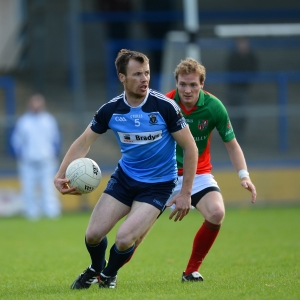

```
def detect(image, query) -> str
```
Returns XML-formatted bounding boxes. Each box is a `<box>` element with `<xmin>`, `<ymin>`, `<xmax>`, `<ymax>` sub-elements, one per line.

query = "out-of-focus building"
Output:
<box><xmin>1</xmin><ymin>0</ymin><xmax>300</xmax><ymax>213</ymax></box>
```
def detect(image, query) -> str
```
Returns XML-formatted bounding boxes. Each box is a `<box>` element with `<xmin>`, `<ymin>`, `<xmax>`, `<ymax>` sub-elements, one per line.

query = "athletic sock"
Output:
<box><xmin>185</xmin><ymin>219</ymin><xmax>221</xmax><ymax>275</ymax></box>
<box><xmin>122</xmin><ymin>246</ymin><xmax>137</xmax><ymax>266</ymax></box>
<box><xmin>85</xmin><ymin>236</ymin><xmax>108</xmax><ymax>272</ymax></box>
<box><xmin>102</xmin><ymin>243</ymin><xmax>135</xmax><ymax>277</ymax></box>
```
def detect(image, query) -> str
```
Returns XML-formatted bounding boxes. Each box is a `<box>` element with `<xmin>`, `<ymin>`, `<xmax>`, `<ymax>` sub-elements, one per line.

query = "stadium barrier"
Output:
<box><xmin>0</xmin><ymin>167</ymin><xmax>299</xmax><ymax>216</ymax></box>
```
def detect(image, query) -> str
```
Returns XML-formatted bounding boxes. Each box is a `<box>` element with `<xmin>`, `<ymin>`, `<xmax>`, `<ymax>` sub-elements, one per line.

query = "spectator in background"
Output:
<box><xmin>226</xmin><ymin>37</ymin><xmax>259</xmax><ymax>145</ymax></box>
<box><xmin>10</xmin><ymin>94</ymin><xmax>61</xmax><ymax>220</ymax></box>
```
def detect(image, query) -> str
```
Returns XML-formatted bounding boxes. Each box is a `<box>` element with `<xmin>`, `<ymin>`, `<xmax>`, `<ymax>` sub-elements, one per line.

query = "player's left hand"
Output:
<box><xmin>241</xmin><ymin>178</ymin><xmax>257</xmax><ymax>203</ymax></box>
<box><xmin>166</xmin><ymin>193</ymin><xmax>191</xmax><ymax>221</ymax></box>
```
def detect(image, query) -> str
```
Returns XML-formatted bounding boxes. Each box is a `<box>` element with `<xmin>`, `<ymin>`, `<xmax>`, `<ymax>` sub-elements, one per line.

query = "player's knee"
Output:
<box><xmin>208</xmin><ymin>206</ymin><xmax>225</xmax><ymax>224</ymax></box>
<box><xmin>85</xmin><ymin>228</ymin><xmax>103</xmax><ymax>244</ymax></box>
<box><xmin>115</xmin><ymin>232</ymin><xmax>134</xmax><ymax>251</ymax></box>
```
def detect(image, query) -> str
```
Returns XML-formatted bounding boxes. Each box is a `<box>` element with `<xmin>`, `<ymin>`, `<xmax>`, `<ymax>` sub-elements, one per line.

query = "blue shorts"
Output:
<box><xmin>104</xmin><ymin>165</ymin><xmax>177</xmax><ymax>211</ymax></box>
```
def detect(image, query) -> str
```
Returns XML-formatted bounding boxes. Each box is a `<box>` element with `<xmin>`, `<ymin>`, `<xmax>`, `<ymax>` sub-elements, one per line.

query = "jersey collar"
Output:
<box><xmin>123</xmin><ymin>88</ymin><xmax>150</xmax><ymax>107</ymax></box>
<box><xmin>174</xmin><ymin>88</ymin><xmax>205</xmax><ymax>107</ymax></box>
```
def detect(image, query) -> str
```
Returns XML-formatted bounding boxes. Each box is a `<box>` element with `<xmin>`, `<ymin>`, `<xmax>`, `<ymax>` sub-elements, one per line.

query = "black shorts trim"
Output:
<box><xmin>191</xmin><ymin>186</ymin><xmax>221</xmax><ymax>207</ymax></box>
<box><xmin>158</xmin><ymin>186</ymin><xmax>221</xmax><ymax>219</ymax></box>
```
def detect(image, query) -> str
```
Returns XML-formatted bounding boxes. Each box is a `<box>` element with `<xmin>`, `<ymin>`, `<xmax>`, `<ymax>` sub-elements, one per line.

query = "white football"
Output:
<box><xmin>65</xmin><ymin>158</ymin><xmax>102</xmax><ymax>194</ymax></box>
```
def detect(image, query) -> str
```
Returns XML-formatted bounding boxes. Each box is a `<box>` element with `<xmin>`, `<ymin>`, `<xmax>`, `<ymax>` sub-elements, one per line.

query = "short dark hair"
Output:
<box><xmin>115</xmin><ymin>49</ymin><xmax>149</xmax><ymax>75</ymax></box>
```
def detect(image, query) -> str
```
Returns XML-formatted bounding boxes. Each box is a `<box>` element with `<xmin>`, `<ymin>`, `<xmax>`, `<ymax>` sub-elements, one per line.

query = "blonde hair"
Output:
<box><xmin>174</xmin><ymin>58</ymin><xmax>206</xmax><ymax>84</ymax></box>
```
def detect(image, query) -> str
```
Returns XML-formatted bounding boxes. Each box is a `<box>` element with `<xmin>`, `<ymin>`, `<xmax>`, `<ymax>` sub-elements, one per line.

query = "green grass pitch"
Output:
<box><xmin>0</xmin><ymin>205</ymin><xmax>299</xmax><ymax>300</ymax></box>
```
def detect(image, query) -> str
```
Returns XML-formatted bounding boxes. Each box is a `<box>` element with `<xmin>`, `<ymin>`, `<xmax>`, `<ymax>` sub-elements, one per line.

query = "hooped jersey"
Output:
<box><xmin>90</xmin><ymin>89</ymin><xmax>187</xmax><ymax>183</ymax></box>
<box><xmin>165</xmin><ymin>89</ymin><xmax>235</xmax><ymax>175</ymax></box>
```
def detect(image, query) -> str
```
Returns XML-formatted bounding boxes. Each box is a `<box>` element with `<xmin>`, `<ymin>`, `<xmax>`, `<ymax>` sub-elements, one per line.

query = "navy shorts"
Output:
<box><xmin>104</xmin><ymin>165</ymin><xmax>177</xmax><ymax>211</ymax></box>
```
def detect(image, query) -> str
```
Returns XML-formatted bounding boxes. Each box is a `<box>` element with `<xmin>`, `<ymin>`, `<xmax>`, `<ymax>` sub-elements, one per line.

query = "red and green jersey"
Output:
<box><xmin>165</xmin><ymin>89</ymin><xmax>235</xmax><ymax>175</ymax></box>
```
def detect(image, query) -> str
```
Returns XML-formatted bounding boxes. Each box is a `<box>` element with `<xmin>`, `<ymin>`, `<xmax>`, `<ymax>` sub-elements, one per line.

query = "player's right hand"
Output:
<box><xmin>166</xmin><ymin>193</ymin><xmax>191</xmax><ymax>221</ymax></box>
<box><xmin>54</xmin><ymin>178</ymin><xmax>82</xmax><ymax>195</ymax></box>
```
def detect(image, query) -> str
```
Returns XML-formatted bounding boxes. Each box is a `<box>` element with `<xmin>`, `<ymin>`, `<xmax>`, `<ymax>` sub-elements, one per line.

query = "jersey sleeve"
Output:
<box><xmin>89</xmin><ymin>104</ymin><xmax>111</xmax><ymax>134</ymax></box>
<box><xmin>152</xmin><ymin>91</ymin><xmax>187</xmax><ymax>133</ymax></box>
<box><xmin>213</xmin><ymin>99</ymin><xmax>235</xmax><ymax>142</ymax></box>
<box><xmin>164</xmin><ymin>99</ymin><xmax>187</xmax><ymax>133</ymax></box>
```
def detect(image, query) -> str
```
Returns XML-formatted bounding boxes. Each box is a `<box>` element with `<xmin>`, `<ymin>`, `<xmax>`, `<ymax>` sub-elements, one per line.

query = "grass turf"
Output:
<box><xmin>0</xmin><ymin>205</ymin><xmax>299</xmax><ymax>299</ymax></box>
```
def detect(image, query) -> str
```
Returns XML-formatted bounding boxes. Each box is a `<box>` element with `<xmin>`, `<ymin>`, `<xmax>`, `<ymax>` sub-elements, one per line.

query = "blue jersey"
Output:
<box><xmin>90</xmin><ymin>89</ymin><xmax>187</xmax><ymax>183</ymax></box>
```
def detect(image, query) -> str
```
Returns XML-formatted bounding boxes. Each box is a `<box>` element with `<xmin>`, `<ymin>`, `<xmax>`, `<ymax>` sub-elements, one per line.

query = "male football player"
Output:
<box><xmin>165</xmin><ymin>58</ymin><xmax>257</xmax><ymax>282</ymax></box>
<box><xmin>54</xmin><ymin>50</ymin><xmax>198</xmax><ymax>289</ymax></box>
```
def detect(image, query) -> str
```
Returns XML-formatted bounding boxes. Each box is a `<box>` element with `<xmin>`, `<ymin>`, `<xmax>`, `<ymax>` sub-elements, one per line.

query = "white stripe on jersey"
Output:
<box><xmin>149</xmin><ymin>89</ymin><xmax>181</xmax><ymax>112</ymax></box>
<box><xmin>96</xmin><ymin>93</ymin><xmax>124</xmax><ymax>112</ymax></box>
<box><xmin>110</xmin><ymin>93</ymin><xmax>124</xmax><ymax>102</ymax></box>
<box><xmin>150</xmin><ymin>90</ymin><xmax>188</xmax><ymax>129</ymax></box>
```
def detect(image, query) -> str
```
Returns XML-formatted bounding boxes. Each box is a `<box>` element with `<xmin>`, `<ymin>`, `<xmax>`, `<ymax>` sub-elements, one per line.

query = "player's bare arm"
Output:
<box><xmin>54</xmin><ymin>126</ymin><xmax>101</xmax><ymax>195</ymax></box>
<box><xmin>225</xmin><ymin>139</ymin><xmax>257</xmax><ymax>203</ymax></box>
<box><xmin>167</xmin><ymin>126</ymin><xmax>198</xmax><ymax>221</ymax></box>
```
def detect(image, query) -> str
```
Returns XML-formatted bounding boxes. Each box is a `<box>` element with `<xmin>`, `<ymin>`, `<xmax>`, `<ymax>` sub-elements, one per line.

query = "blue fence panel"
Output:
<box><xmin>0</xmin><ymin>76</ymin><xmax>15</xmax><ymax>116</ymax></box>
<box><xmin>0</xmin><ymin>76</ymin><xmax>16</xmax><ymax>156</ymax></box>
<box><xmin>80</xmin><ymin>9</ymin><xmax>300</xmax><ymax>23</ymax></box>
<box><xmin>207</xmin><ymin>71</ymin><xmax>300</xmax><ymax>153</ymax></box>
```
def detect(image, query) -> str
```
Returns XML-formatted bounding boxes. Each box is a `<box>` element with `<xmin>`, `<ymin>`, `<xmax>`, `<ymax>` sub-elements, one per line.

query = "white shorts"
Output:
<box><xmin>174</xmin><ymin>174</ymin><xmax>219</xmax><ymax>196</ymax></box>
<box><xmin>167</xmin><ymin>174</ymin><xmax>219</xmax><ymax>207</ymax></box>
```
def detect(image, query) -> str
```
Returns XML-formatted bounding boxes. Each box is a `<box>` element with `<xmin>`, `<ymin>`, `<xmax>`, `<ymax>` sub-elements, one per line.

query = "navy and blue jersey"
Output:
<box><xmin>90</xmin><ymin>89</ymin><xmax>187</xmax><ymax>183</ymax></box>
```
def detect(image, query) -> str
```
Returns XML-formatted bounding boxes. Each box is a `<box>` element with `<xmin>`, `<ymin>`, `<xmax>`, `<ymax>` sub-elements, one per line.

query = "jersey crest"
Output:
<box><xmin>148</xmin><ymin>113</ymin><xmax>158</xmax><ymax>125</ymax></box>
<box><xmin>198</xmin><ymin>119</ymin><xmax>208</xmax><ymax>131</ymax></box>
